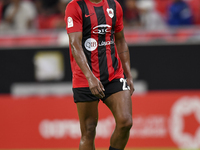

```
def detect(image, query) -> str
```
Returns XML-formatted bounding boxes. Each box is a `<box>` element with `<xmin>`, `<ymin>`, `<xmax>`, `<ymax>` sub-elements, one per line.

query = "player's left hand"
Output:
<box><xmin>127</xmin><ymin>77</ymin><xmax>134</xmax><ymax>96</ymax></box>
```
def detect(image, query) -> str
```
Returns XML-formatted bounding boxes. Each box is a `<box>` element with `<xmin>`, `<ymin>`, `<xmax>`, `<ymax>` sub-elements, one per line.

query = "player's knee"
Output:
<box><xmin>82</xmin><ymin>123</ymin><xmax>97</xmax><ymax>140</ymax></box>
<box><xmin>117</xmin><ymin>115</ymin><xmax>132</xmax><ymax>131</ymax></box>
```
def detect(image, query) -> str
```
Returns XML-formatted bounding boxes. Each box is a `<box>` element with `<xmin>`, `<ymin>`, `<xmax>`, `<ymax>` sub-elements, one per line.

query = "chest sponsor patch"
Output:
<box><xmin>67</xmin><ymin>17</ymin><xmax>73</xmax><ymax>28</ymax></box>
<box><xmin>84</xmin><ymin>38</ymin><xmax>97</xmax><ymax>51</ymax></box>
<box><xmin>93</xmin><ymin>24</ymin><xmax>111</xmax><ymax>34</ymax></box>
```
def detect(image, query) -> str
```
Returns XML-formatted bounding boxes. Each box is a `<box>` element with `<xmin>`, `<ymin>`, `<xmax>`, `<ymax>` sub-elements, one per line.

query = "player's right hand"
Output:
<box><xmin>87</xmin><ymin>75</ymin><xmax>105</xmax><ymax>99</ymax></box>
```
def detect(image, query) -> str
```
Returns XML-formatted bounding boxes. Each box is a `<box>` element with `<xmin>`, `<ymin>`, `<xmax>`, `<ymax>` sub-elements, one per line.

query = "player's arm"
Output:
<box><xmin>115</xmin><ymin>30</ymin><xmax>134</xmax><ymax>95</ymax></box>
<box><xmin>68</xmin><ymin>32</ymin><xmax>105</xmax><ymax>98</ymax></box>
<box><xmin>114</xmin><ymin>1</ymin><xmax>134</xmax><ymax>95</ymax></box>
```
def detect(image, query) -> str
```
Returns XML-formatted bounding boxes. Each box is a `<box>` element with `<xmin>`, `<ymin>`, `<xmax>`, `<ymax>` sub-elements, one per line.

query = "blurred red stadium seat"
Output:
<box><xmin>187</xmin><ymin>0</ymin><xmax>200</xmax><ymax>24</ymax></box>
<box><xmin>154</xmin><ymin>0</ymin><xmax>170</xmax><ymax>17</ymax></box>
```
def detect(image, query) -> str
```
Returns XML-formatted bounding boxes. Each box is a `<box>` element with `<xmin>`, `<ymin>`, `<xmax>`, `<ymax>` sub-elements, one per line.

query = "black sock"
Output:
<box><xmin>109</xmin><ymin>146</ymin><xmax>123</xmax><ymax>150</ymax></box>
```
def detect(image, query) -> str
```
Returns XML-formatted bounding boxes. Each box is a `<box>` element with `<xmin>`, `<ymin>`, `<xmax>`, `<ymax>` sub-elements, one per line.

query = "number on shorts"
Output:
<box><xmin>120</xmin><ymin>78</ymin><xmax>130</xmax><ymax>91</ymax></box>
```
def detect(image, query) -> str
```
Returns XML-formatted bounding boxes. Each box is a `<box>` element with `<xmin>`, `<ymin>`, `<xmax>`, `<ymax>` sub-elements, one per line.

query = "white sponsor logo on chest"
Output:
<box><xmin>93</xmin><ymin>24</ymin><xmax>111</xmax><ymax>34</ymax></box>
<box><xmin>84</xmin><ymin>38</ymin><xmax>98</xmax><ymax>51</ymax></box>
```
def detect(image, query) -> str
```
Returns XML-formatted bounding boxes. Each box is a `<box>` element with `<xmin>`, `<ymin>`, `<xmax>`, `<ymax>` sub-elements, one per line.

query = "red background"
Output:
<box><xmin>0</xmin><ymin>90</ymin><xmax>200</xmax><ymax>149</ymax></box>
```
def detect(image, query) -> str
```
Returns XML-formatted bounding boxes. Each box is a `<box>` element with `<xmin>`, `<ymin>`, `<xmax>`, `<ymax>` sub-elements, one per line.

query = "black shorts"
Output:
<box><xmin>73</xmin><ymin>78</ymin><xmax>130</xmax><ymax>103</ymax></box>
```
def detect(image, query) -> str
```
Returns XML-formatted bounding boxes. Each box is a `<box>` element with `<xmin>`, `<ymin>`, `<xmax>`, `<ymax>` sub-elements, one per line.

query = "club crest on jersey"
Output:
<box><xmin>107</xmin><ymin>8</ymin><xmax>114</xmax><ymax>18</ymax></box>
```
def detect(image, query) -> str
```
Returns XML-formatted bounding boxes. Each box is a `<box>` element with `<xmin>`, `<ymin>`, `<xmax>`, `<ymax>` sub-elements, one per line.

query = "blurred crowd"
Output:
<box><xmin>119</xmin><ymin>0</ymin><xmax>200</xmax><ymax>30</ymax></box>
<box><xmin>0</xmin><ymin>0</ymin><xmax>200</xmax><ymax>32</ymax></box>
<box><xmin>0</xmin><ymin>0</ymin><xmax>69</xmax><ymax>32</ymax></box>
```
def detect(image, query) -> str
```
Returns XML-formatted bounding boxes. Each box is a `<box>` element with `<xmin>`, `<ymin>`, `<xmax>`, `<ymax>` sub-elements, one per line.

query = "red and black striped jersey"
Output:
<box><xmin>65</xmin><ymin>0</ymin><xmax>124</xmax><ymax>88</ymax></box>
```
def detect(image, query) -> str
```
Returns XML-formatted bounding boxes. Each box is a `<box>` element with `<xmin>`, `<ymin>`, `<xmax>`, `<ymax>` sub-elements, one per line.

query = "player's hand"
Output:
<box><xmin>87</xmin><ymin>75</ymin><xmax>105</xmax><ymax>99</ymax></box>
<box><xmin>127</xmin><ymin>77</ymin><xmax>134</xmax><ymax>96</ymax></box>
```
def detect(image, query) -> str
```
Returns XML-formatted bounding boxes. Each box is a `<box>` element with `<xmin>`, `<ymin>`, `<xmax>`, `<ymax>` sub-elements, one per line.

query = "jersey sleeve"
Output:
<box><xmin>115</xmin><ymin>1</ymin><xmax>124</xmax><ymax>33</ymax></box>
<box><xmin>64</xmin><ymin>1</ymin><xmax>82</xmax><ymax>33</ymax></box>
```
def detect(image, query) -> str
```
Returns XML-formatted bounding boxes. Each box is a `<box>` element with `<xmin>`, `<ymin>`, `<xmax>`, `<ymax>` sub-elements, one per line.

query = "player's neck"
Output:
<box><xmin>89</xmin><ymin>0</ymin><xmax>102</xmax><ymax>4</ymax></box>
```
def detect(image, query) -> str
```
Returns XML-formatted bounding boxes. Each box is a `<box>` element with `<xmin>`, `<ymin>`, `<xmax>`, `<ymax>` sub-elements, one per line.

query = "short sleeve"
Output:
<box><xmin>64</xmin><ymin>1</ymin><xmax>83</xmax><ymax>33</ymax></box>
<box><xmin>115</xmin><ymin>1</ymin><xmax>124</xmax><ymax>33</ymax></box>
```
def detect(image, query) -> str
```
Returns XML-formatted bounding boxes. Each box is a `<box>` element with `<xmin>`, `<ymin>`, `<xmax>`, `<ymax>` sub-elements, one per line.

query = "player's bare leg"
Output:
<box><xmin>76</xmin><ymin>101</ymin><xmax>99</xmax><ymax>150</ymax></box>
<box><xmin>104</xmin><ymin>90</ymin><xmax>132</xmax><ymax>150</ymax></box>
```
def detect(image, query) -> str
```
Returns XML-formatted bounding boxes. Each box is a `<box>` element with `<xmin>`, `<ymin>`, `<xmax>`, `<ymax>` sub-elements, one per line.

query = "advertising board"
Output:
<box><xmin>0</xmin><ymin>91</ymin><xmax>200</xmax><ymax>149</ymax></box>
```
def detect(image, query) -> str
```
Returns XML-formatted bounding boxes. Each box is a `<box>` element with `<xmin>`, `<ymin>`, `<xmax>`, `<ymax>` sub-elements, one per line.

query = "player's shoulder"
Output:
<box><xmin>111</xmin><ymin>0</ymin><xmax>122</xmax><ymax>13</ymax></box>
<box><xmin>113</xmin><ymin>0</ymin><xmax>118</xmax><ymax>3</ymax></box>
<box><xmin>106</xmin><ymin>0</ymin><xmax>120</xmax><ymax>5</ymax></box>
<box><xmin>113</xmin><ymin>0</ymin><xmax>121</xmax><ymax>7</ymax></box>
<box><xmin>108</xmin><ymin>0</ymin><xmax>122</xmax><ymax>11</ymax></box>
<box><xmin>67</xmin><ymin>0</ymin><xmax>82</xmax><ymax>7</ymax></box>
